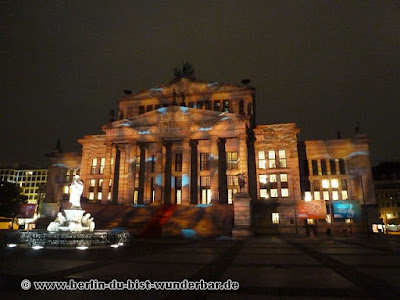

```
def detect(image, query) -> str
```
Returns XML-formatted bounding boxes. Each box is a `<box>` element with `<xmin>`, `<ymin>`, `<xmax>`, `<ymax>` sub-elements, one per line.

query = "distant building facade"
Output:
<box><xmin>373</xmin><ymin>162</ymin><xmax>400</xmax><ymax>226</ymax></box>
<box><xmin>45</xmin><ymin>73</ymin><xmax>377</xmax><ymax>233</ymax></box>
<box><xmin>0</xmin><ymin>163</ymin><xmax>48</xmax><ymax>207</ymax></box>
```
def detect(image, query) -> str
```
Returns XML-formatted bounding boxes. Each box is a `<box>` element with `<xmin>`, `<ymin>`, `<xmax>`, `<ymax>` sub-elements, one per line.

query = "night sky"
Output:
<box><xmin>1</xmin><ymin>1</ymin><xmax>399</xmax><ymax>167</ymax></box>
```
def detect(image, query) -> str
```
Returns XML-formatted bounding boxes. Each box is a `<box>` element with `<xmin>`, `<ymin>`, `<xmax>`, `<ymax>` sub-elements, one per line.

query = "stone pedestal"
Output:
<box><xmin>232</xmin><ymin>192</ymin><xmax>253</xmax><ymax>238</ymax></box>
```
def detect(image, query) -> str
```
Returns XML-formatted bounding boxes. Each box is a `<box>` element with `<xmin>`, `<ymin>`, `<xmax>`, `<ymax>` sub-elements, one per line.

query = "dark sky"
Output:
<box><xmin>1</xmin><ymin>1</ymin><xmax>399</xmax><ymax>167</ymax></box>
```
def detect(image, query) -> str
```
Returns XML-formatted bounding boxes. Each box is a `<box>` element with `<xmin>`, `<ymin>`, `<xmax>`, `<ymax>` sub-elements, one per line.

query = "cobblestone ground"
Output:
<box><xmin>1</xmin><ymin>234</ymin><xmax>399</xmax><ymax>299</ymax></box>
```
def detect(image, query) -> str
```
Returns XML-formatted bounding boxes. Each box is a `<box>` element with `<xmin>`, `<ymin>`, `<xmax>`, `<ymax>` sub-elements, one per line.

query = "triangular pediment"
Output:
<box><xmin>112</xmin><ymin>106</ymin><xmax>245</xmax><ymax>129</ymax></box>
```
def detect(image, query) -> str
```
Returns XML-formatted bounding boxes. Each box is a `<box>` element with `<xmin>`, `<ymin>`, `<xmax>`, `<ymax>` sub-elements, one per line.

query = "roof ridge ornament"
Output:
<box><xmin>173</xmin><ymin>61</ymin><xmax>195</xmax><ymax>80</ymax></box>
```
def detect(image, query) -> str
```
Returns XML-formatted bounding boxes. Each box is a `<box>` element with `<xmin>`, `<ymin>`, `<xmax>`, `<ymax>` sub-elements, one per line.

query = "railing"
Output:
<box><xmin>5</xmin><ymin>229</ymin><xmax>130</xmax><ymax>249</ymax></box>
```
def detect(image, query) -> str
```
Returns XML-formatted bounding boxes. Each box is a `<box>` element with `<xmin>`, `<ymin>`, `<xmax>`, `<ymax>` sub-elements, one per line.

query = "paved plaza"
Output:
<box><xmin>1</xmin><ymin>234</ymin><xmax>400</xmax><ymax>299</ymax></box>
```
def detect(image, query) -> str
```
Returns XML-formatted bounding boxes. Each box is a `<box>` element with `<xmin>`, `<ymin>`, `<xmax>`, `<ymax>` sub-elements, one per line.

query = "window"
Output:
<box><xmin>205</xmin><ymin>100</ymin><xmax>212</xmax><ymax>110</ymax></box>
<box><xmin>175</xmin><ymin>153</ymin><xmax>182</xmax><ymax>172</ymax></box>
<box><xmin>342</xmin><ymin>190</ymin><xmax>348</xmax><ymax>200</ymax></box>
<box><xmin>227</xmin><ymin>175</ymin><xmax>239</xmax><ymax>186</ymax></box>
<box><xmin>214</xmin><ymin>100</ymin><xmax>221</xmax><ymax>111</ymax></box>
<box><xmin>314</xmin><ymin>191</ymin><xmax>321</xmax><ymax>200</ymax></box>
<box><xmin>331</xmin><ymin>179</ymin><xmax>339</xmax><ymax>189</ymax></box>
<box><xmin>278</xmin><ymin>150</ymin><xmax>287</xmax><ymax>168</ymax></box>
<box><xmin>258</xmin><ymin>151</ymin><xmax>266</xmax><ymax>169</ymax></box>
<box><xmin>146</xmin><ymin>105</ymin><xmax>153</xmax><ymax>112</ymax></box>
<box><xmin>260</xmin><ymin>189</ymin><xmax>268</xmax><ymax>199</ymax></box>
<box><xmin>175</xmin><ymin>177</ymin><xmax>182</xmax><ymax>204</ymax></box>
<box><xmin>259</xmin><ymin>174</ymin><xmax>267</xmax><ymax>184</ymax></box>
<box><xmin>90</xmin><ymin>179</ymin><xmax>96</xmax><ymax>187</ymax></box>
<box><xmin>280</xmin><ymin>174</ymin><xmax>288</xmax><ymax>182</ymax></box>
<box><xmin>100</xmin><ymin>158</ymin><xmax>105</xmax><ymax>174</ymax></box>
<box><xmin>322</xmin><ymin>179</ymin><xmax>329</xmax><ymax>189</ymax></box>
<box><xmin>270</xmin><ymin>189</ymin><xmax>278</xmax><ymax>198</ymax></box>
<box><xmin>332</xmin><ymin>191</ymin><xmax>339</xmax><ymax>200</ymax></box>
<box><xmin>91</xmin><ymin>158</ymin><xmax>98</xmax><ymax>174</ymax></box>
<box><xmin>139</xmin><ymin>106</ymin><xmax>145</xmax><ymax>114</ymax></box>
<box><xmin>89</xmin><ymin>192</ymin><xmax>94</xmax><ymax>200</ymax></box>
<box><xmin>272</xmin><ymin>213</ymin><xmax>279</xmax><ymax>224</ymax></box>
<box><xmin>330</xmin><ymin>159</ymin><xmax>337</xmax><ymax>175</ymax></box>
<box><xmin>188</xmin><ymin>102</ymin><xmax>195</xmax><ymax>108</ymax></box>
<box><xmin>305</xmin><ymin>191</ymin><xmax>312</xmax><ymax>201</ymax></box>
<box><xmin>200</xmin><ymin>153</ymin><xmax>210</xmax><ymax>170</ymax></box>
<box><xmin>339</xmin><ymin>159</ymin><xmax>346</xmax><ymax>174</ymax></box>
<box><xmin>312</xmin><ymin>160</ymin><xmax>318</xmax><ymax>175</ymax></box>
<box><xmin>223</xmin><ymin>100</ymin><xmax>230</xmax><ymax>112</ymax></box>
<box><xmin>268</xmin><ymin>151</ymin><xmax>276</xmax><ymax>168</ymax></box>
<box><xmin>197</xmin><ymin>101</ymin><xmax>204</xmax><ymax>109</ymax></box>
<box><xmin>323</xmin><ymin>191</ymin><xmax>329</xmax><ymax>200</ymax></box>
<box><xmin>200</xmin><ymin>176</ymin><xmax>211</xmax><ymax>204</ymax></box>
<box><xmin>226</xmin><ymin>152</ymin><xmax>238</xmax><ymax>170</ymax></box>
<box><xmin>281</xmin><ymin>188</ymin><xmax>289</xmax><ymax>197</ymax></box>
<box><xmin>270</xmin><ymin>174</ymin><xmax>277</xmax><ymax>183</ymax></box>
<box><xmin>321</xmin><ymin>159</ymin><xmax>327</xmax><ymax>175</ymax></box>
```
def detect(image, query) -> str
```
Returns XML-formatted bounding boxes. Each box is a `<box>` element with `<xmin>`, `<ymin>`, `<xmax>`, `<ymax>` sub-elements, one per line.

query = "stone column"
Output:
<box><xmin>210</xmin><ymin>135</ymin><xmax>219</xmax><ymax>203</ymax></box>
<box><xmin>190</xmin><ymin>140</ymin><xmax>198</xmax><ymax>204</ymax></box>
<box><xmin>112</xmin><ymin>146</ymin><xmax>121</xmax><ymax>205</ymax></box>
<box><xmin>126</xmin><ymin>141</ymin><xmax>137</xmax><ymax>205</ymax></box>
<box><xmin>239</xmin><ymin>134</ymin><xmax>248</xmax><ymax>193</ymax></box>
<box><xmin>102</xmin><ymin>143</ymin><xmax>113</xmax><ymax>204</ymax></box>
<box><xmin>164</xmin><ymin>141</ymin><xmax>172</xmax><ymax>204</ymax></box>
<box><xmin>154</xmin><ymin>140</ymin><xmax>163</xmax><ymax>204</ymax></box>
<box><xmin>181</xmin><ymin>138</ymin><xmax>190</xmax><ymax>204</ymax></box>
<box><xmin>218</xmin><ymin>138</ymin><xmax>228</xmax><ymax>204</ymax></box>
<box><xmin>232</xmin><ymin>192</ymin><xmax>253</xmax><ymax>238</ymax></box>
<box><xmin>138</xmin><ymin>143</ymin><xmax>146</xmax><ymax>204</ymax></box>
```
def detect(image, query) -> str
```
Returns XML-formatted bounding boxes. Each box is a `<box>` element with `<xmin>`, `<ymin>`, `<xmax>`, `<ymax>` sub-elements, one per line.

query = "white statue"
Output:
<box><xmin>82</xmin><ymin>213</ymin><xmax>95</xmax><ymax>232</ymax></box>
<box><xmin>47</xmin><ymin>212</ymin><xmax>66</xmax><ymax>231</ymax></box>
<box><xmin>69</xmin><ymin>175</ymin><xmax>84</xmax><ymax>209</ymax></box>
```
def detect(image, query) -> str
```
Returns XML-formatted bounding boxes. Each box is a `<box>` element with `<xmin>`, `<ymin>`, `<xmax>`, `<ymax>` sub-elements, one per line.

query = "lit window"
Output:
<box><xmin>90</xmin><ymin>179</ymin><xmax>96</xmax><ymax>187</ymax></box>
<box><xmin>281</xmin><ymin>188</ymin><xmax>289</xmax><ymax>197</ymax></box>
<box><xmin>268</xmin><ymin>151</ymin><xmax>276</xmax><ymax>168</ymax></box>
<box><xmin>271</xmin><ymin>189</ymin><xmax>278</xmax><ymax>198</ymax></box>
<box><xmin>280</xmin><ymin>174</ymin><xmax>288</xmax><ymax>182</ymax></box>
<box><xmin>100</xmin><ymin>158</ymin><xmax>106</xmax><ymax>174</ymax></box>
<box><xmin>331</xmin><ymin>179</ymin><xmax>339</xmax><ymax>189</ymax></box>
<box><xmin>227</xmin><ymin>152</ymin><xmax>238</xmax><ymax>170</ymax></box>
<box><xmin>89</xmin><ymin>192</ymin><xmax>94</xmax><ymax>200</ymax></box>
<box><xmin>91</xmin><ymin>158</ymin><xmax>98</xmax><ymax>174</ymax></box>
<box><xmin>323</xmin><ymin>191</ymin><xmax>329</xmax><ymax>200</ymax></box>
<box><xmin>278</xmin><ymin>150</ymin><xmax>287</xmax><ymax>168</ymax></box>
<box><xmin>228</xmin><ymin>189</ymin><xmax>238</xmax><ymax>204</ymax></box>
<box><xmin>200</xmin><ymin>153</ymin><xmax>210</xmax><ymax>170</ymax></box>
<box><xmin>176</xmin><ymin>190</ymin><xmax>182</xmax><ymax>204</ymax></box>
<box><xmin>305</xmin><ymin>192</ymin><xmax>312</xmax><ymax>201</ymax></box>
<box><xmin>259</xmin><ymin>175</ymin><xmax>267</xmax><ymax>184</ymax></box>
<box><xmin>332</xmin><ymin>191</ymin><xmax>339</xmax><ymax>200</ymax></box>
<box><xmin>342</xmin><ymin>190</ymin><xmax>348</xmax><ymax>200</ymax></box>
<box><xmin>260</xmin><ymin>189</ymin><xmax>268</xmax><ymax>198</ymax></box>
<box><xmin>322</xmin><ymin>179</ymin><xmax>329</xmax><ymax>189</ymax></box>
<box><xmin>272</xmin><ymin>213</ymin><xmax>279</xmax><ymax>224</ymax></box>
<box><xmin>307</xmin><ymin>219</ymin><xmax>315</xmax><ymax>225</ymax></box>
<box><xmin>64</xmin><ymin>186</ymin><xmax>69</xmax><ymax>194</ymax></box>
<box><xmin>270</xmin><ymin>174</ymin><xmax>277</xmax><ymax>183</ymax></box>
<box><xmin>97</xmin><ymin>192</ymin><xmax>102</xmax><ymax>200</ymax></box>
<box><xmin>258</xmin><ymin>151</ymin><xmax>266</xmax><ymax>169</ymax></box>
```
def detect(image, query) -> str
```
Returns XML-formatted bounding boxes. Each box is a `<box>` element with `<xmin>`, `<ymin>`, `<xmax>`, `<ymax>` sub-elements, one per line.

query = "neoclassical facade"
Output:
<box><xmin>79</xmin><ymin>77</ymin><xmax>256</xmax><ymax>206</ymax></box>
<box><xmin>45</xmin><ymin>74</ymin><xmax>377</xmax><ymax>233</ymax></box>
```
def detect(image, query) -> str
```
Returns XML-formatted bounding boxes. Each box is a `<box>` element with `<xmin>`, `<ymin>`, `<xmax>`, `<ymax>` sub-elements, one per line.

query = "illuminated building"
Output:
<box><xmin>0</xmin><ymin>163</ymin><xmax>47</xmax><ymax>206</ymax></box>
<box><xmin>45</xmin><ymin>69</ymin><xmax>377</xmax><ymax>234</ymax></box>
<box><xmin>373</xmin><ymin>162</ymin><xmax>400</xmax><ymax>230</ymax></box>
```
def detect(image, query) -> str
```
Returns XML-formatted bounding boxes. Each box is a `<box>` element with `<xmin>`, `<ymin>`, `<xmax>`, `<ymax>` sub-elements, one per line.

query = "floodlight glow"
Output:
<box><xmin>7</xmin><ymin>243</ymin><xmax>17</xmax><ymax>248</ymax></box>
<box><xmin>76</xmin><ymin>246</ymin><xmax>89</xmax><ymax>250</ymax></box>
<box><xmin>32</xmin><ymin>245</ymin><xmax>44</xmax><ymax>250</ymax></box>
<box><xmin>110</xmin><ymin>244</ymin><xmax>119</xmax><ymax>248</ymax></box>
<box><xmin>118</xmin><ymin>242</ymin><xmax>124</xmax><ymax>246</ymax></box>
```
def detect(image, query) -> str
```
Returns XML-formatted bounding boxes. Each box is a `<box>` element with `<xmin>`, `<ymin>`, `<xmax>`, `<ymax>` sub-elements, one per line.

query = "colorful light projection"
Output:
<box><xmin>298</xmin><ymin>200</ymin><xmax>327</xmax><ymax>219</ymax></box>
